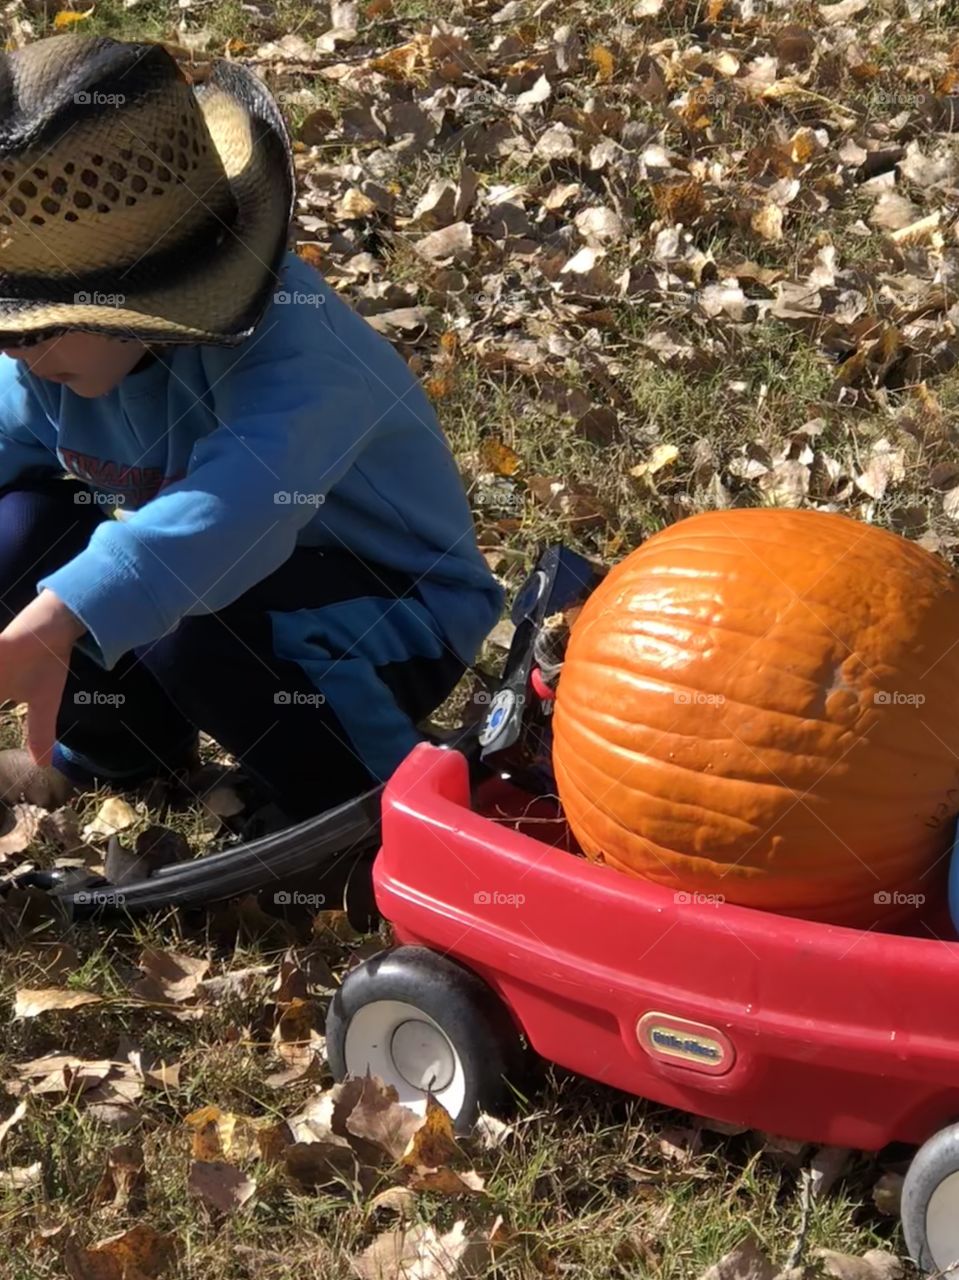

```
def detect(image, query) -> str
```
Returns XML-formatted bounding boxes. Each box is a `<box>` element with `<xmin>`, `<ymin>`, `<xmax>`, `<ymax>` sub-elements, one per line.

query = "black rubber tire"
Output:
<box><xmin>902</xmin><ymin>1123</ymin><xmax>959</xmax><ymax>1273</ymax></box>
<box><xmin>55</xmin><ymin>784</ymin><xmax>384</xmax><ymax>917</ymax></box>
<box><xmin>326</xmin><ymin>945</ymin><xmax>525</xmax><ymax>1131</ymax></box>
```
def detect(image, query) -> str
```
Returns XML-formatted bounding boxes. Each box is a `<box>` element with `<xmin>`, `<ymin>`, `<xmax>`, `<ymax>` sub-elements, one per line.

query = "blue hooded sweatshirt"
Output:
<box><xmin>0</xmin><ymin>251</ymin><xmax>502</xmax><ymax>682</ymax></box>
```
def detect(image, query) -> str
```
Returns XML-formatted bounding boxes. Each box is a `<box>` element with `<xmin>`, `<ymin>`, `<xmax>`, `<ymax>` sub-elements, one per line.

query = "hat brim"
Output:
<box><xmin>0</xmin><ymin>56</ymin><xmax>294</xmax><ymax>347</ymax></box>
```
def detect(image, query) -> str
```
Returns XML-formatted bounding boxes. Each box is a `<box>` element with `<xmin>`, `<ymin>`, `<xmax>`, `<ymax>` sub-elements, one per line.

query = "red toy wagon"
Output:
<box><xmin>325</xmin><ymin>547</ymin><xmax>959</xmax><ymax>1278</ymax></box>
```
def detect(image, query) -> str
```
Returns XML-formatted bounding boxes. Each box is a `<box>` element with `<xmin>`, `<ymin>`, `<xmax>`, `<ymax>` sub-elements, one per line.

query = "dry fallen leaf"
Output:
<box><xmin>188</xmin><ymin>1160</ymin><xmax>257</xmax><ymax>1215</ymax></box>
<box><xmin>344</xmin><ymin>1074</ymin><xmax>422</xmax><ymax>1163</ymax></box>
<box><xmin>872</xmin><ymin>1171</ymin><xmax>904</xmax><ymax>1215</ymax></box>
<box><xmin>400</xmin><ymin>1096</ymin><xmax>460</xmax><ymax>1170</ymax></box>
<box><xmin>353</xmin><ymin>1219</ymin><xmax>479</xmax><ymax>1280</ymax></box>
<box><xmin>479</xmin><ymin>438</ymin><xmax>521</xmax><ymax>477</ymax></box>
<box><xmin>13</xmin><ymin>987</ymin><xmax>102</xmax><ymax>1019</ymax></box>
<box><xmin>0</xmin><ymin>1160</ymin><xmax>41</xmax><ymax>1190</ymax></box>
<box><xmin>813</xmin><ymin>1249</ymin><xmax>904</xmax><ymax>1280</ymax></box>
<box><xmin>271</xmin><ymin>996</ymin><xmax>324</xmax><ymax>1070</ymax></box>
<box><xmin>82</xmin><ymin>797</ymin><xmax>137</xmax><ymax>843</ymax></box>
<box><xmin>63</xmin><ymin>1223</ymin><xmax>178</xmax><ymax>1280</ymax></box>
<box><xmin>53</xmin><ymin>8</ymin><xmax>93</xmax><ymax>27</ymax></box>
<box><xmin>92</xmin><ymin>1142</ymin><xmax>145</xmax><ymax>1212</ymax></box>
<box><xmin>132</xmin><ymin>948</ymin><xmax>210</xmax><ymax>1004</ymax></box>
<box><xmin>0</xmin><ymin>804</ymin><xmax>46</xmax><ymax>858</ymax></box>
<box><xmin>630</xmin><ymin>444</ymin><xmax>680</xmax><ymax>481</ymax></box>
<box><xmin>697</xmin><ymin>1234</ymin><xmax>777</xmax><ymax>1280</ymax></box>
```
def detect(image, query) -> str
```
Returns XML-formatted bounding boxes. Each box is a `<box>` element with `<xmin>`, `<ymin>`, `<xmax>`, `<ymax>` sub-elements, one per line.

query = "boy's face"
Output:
<box><xmin>0</xmin><ymin>332</ymin><xmax>152</xmax><ymax>398</ymax></box>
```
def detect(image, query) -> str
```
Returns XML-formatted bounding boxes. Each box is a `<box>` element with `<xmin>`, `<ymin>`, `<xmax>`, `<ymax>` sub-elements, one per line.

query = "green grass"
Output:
<box><xmin>0</xmin><ymin>0</ymin><xmax>955</xmax><ymax>1272</ymax></box>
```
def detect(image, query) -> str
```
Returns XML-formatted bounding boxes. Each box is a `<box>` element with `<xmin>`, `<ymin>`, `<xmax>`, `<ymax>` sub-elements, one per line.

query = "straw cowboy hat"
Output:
<box><xmin>0</xmin><ymin>34</ymin><xmax>294</xmax><ymax>345</ymax></box>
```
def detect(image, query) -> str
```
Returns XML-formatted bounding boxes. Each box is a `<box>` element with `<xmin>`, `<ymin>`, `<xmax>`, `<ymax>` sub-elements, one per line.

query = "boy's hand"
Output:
<box><xmin>0</xmin><ymin>590</ymin><xmax>85</xmax><ymax>766</ymax></box>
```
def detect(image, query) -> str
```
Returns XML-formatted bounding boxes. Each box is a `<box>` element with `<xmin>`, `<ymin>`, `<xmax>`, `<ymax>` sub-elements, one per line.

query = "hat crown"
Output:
<box><xmin>0</xmin><ymin>35</ymin><xmax>237</xmax><ymax>294</ymax></box>
<box><xmin>0</xmin><ymin>35</ymin><xmax>295</xmax><ymax>344</ymax></box>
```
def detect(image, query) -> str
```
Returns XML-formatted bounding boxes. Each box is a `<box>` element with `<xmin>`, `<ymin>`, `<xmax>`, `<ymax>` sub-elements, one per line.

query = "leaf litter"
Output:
<box><xmin>0</xmin><ymin>0</ymin><xmax>952</xmax><ymax>1271</ymax></box>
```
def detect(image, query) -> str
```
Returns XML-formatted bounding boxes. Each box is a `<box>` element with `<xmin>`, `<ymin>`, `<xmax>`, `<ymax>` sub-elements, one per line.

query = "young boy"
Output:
<box><xmin>0</xmin><ymin>34</ymin><xmax>502</xmax><ymax>819</ymax></box>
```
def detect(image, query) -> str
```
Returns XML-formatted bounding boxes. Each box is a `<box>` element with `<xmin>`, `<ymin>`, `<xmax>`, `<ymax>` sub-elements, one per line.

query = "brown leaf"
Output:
<box><xmin>0</xmin><ymin>803</ymin><xmax>46</xmax><ymax>858</ymax></box>
<box><xmin>272</xmin><ymin>996</ymin><xmax>324</xmax><ymax>1069</ymax></box>
<box><xmin>352</xmin><ymin>1219</ymin><xmax>478</xmax><ymax>1280</ymax></box>
<box><xmin>575</xmin><ymin>406</ymin><xmax>619</xmax><ymax>446</ymax></box>
<box><xmin>659</xmin><ymin>1126</ymin><xmax>703</xmax><ymax>1166</ymax></box>
<box><xmin>132</xmin><ymin>949</ymin><xmax>209</xmax><ymax>1004</ymax></box>
<box><xmin>63</xmin><ymin>1224</ymin><xmax>178</xmax><ymax>1280</ymax></box>
<box><xmin>809</xmin><ymin>1146</ymin><xmax>851</xmax><ymax>1198</ymax></box>
<box><xmin>479</xmin><ymin>439</ymin><xmax>521</xmax><ymax>476</ymax></box>
<box><xmin>400</xmin><ymin>1096</ymin><xmax>460</xmax><ymax>1169</ymax></box>
<box><xmin>413</xmin><ymin>222</ymin><xmax>473</xmax><ymax>265</ymax></box>
<box><xmin>368</xmin><ymin>1185</ymin><xmax>417</xmax><ymax>1216</ymax></box>
<box><xmin>92</xmin><ymin>1142</ymin><xmax>145</xmax><ymax>1212</ymax></box>
<box><xmin>188</xmin><ymin>1160</ymin><xmax>257</xmax><ymax>1215</ymax></box>
<box><xmin>14</xmin><ymin>987</ymin><xmax>102</xmax><ymax>1018</ymax></box>
<box><xmin>813</xmin><ymin>1250</ymin><xmax>903</xmax><ymax>1280</ymax></box>
<box><xmin>872</xmin><ymin>1171</ymin><xmax>903</xmax><ymax>1216</ymax></box>
<box><xmin>345</xmin><ymin>1074</ymin><xmax>422</xmax><ymax>1162</ymax></box>
<box><xmin>698</xmin><ymin>1235</ymin><xmax>777</xmax><ymax>1280</ymax></box>
<box><xmin>284</xmin><ymin>1138</ymin><xmax>361</xmax><ymax>1188</ymax></box>
<box><xmin>407</xmin><ymin>1167</ymin><xmax>486</xmax><ymax>1195</ymax></box>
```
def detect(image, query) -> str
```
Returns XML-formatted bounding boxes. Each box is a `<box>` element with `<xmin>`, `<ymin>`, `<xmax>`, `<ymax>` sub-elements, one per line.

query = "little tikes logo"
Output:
<box><xmin>636</xmin><ymin>1011</ymin><xmax>735</xmax><ymax>1075</ymax></box>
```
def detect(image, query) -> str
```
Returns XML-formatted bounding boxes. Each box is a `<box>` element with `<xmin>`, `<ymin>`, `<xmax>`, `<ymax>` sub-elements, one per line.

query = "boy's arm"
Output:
<box><xmin>0</xmin><ymin>357</ymin><xmax>61</xmax><ymax>485</ymax></box>
<box><xmin>38</xmin><ymin>341</ymin><xmax>378</xmax><ymax>669</ymax></box>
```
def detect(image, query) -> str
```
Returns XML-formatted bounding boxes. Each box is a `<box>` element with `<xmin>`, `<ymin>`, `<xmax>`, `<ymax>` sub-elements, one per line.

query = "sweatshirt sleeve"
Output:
<box><xmin>0</xmin><ymin>356</ymin><xmax>60</xmax><ymax>487</ymax></box>
<box><xmin>39</xmin><ymin>340</ymin><xmax>377</xmax><ymax>669</ymax></box>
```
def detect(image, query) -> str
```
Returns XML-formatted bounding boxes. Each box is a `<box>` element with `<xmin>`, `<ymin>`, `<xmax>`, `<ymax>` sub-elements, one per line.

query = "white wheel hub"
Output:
<box><xmin>343</xmin><ymin>999</ymin><xmax>467</xmax><ymax>1118</ymax></box>
<box><xmin>925</xmin><ymin>1170</ymin><xmax>959</xmax><ymax>1275</ymax></box>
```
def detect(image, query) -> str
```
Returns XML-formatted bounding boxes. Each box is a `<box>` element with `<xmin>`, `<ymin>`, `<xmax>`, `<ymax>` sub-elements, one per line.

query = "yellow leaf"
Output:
<box><xmin>479</xmin><ymin>438</ymin><xmax>521</xmax><ymax>476</ymax></box>
<box><xmin>425</xmin><ymin>374</ymin><xmax>454</xmax><ymax>400</ymax></box>
<box><xmin>751</xmin><ymin>203</ymin><xmax>783</xmax><ymax>242</ymax></box>
<box><xmin>789</xmin><ymin>127</ymin><xmax>820</xmax><ymax>165</ymax></box>
<box><xmin>53</xmin><ymin>7</ymin><xmax>93</xmax><ymax>26</ymax></box>
<box><xmin>590</xmin><ymin>45</ymin><xmax>615</xmax><ymax>83</ymax></box>
<box><xmin>630</xmin><ymin>444</ymin><xmax>679</xmax><ymax>480</ymax></box>
<box><xmin>401</xmin><ymin>1096</ymin><xmax>459</xmax><ymax>1169</ymax></box>
<box><xmin>185</xmin><ymin>1105</ymin><xmax>237</xmax><ymax>1160</ymax></box>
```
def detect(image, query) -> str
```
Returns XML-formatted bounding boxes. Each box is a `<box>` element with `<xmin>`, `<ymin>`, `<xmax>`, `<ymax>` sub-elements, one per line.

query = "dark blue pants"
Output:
<box><xmin>0</xmin><ymin>479</ymin><xmax>465</xmax><ymax>818</ymax></box>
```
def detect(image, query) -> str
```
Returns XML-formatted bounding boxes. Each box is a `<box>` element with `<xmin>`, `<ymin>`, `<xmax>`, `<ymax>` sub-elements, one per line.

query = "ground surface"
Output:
<box><xmin>0</xmin><ymin>0</ymin><xmax>954</xmax><ymax>1274</ymax></box>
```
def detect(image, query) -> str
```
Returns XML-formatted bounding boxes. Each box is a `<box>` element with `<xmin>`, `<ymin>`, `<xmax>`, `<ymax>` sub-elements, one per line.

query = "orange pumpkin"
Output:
<box><xmin>552</xmin><ymin>508</ymin><xmax>959</xmax><ymax>926</ymax></box>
